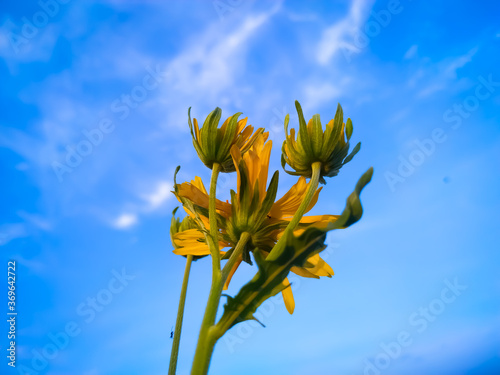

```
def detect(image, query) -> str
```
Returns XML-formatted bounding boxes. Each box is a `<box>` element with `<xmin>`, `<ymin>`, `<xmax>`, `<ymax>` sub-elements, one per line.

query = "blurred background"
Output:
<box><xmin>1</xmin><ymin>1</ymin><xmax>499</xmax><ymax>374</ymax></box>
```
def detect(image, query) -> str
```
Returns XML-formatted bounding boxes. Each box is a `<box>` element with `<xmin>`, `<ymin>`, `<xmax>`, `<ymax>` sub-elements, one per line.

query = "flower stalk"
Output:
<box><xmin>168</xmin><ymin>254</ymin><xmax>193</xmax><ymax>375</ymax></box>
<box><xmin>208</xmin><ymin>162</ymin><xmax>222</xmax><ymax>273</ymax></box>
<box><xmin>191</xmin><ymin>232</ymin><xmax>251</xmax><ymax>375</ymax></box>
<box><xmin>267</xmin><ymin>161</ymin><xmax>322</xmax><ymax>261</ymax></box>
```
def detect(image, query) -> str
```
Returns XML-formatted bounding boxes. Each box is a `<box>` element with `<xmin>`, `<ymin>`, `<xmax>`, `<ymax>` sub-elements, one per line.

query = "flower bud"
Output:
<box><xmin>188</xmin><ymin>107</ymin><xmax>264</xmax><ymax>173</ymax></box>
<box><xmin>281</xmin><ymin>101</ymin><xmax>361</xmax><ymax>183</ymax></box>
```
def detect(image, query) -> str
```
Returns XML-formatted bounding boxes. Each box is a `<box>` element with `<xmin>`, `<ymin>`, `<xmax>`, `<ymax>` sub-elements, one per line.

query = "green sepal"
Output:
<box><xmin>343</xmin><ymin>142</ymin><xmax>361</xmax><ymax>165</ymax></box>
<box><xmin>345</xmin><ymin>118</ymin><xmax>353</xmax><ymax>140</ymax></box>
<box><xmin>311</xmin><ymin>114</ymin><xmax>323</xmax><ymax>157</ymax></box>
<box><xmin>187</xmin><ymin>108</ymin><xmax>207</xmax><ymax>162</ymax></box>
<box><xmin>295</xmin><ymin>101</ymin><xmax>312</xmax><ymax>156</ymax></box>
<box><xmin>202</xmin><ymin>107</ymin><xmax>222</xmax><ymax>161</ymax></box>
<box><xmin>217</xmin><ymin>112</ymin><xmax>242</xmax><ymax>161</ymax></box>
<box><xmin>252</xmin><ymin>170</ymin><xmax>279</xmax><ymax>231</ymax></box>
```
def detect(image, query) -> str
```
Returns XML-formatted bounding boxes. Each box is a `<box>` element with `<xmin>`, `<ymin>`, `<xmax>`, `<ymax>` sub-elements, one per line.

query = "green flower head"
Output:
<box><xmin>281</xmin><ymin>100</ymin><xmax>361</xmax><ymax>184</ymax></box>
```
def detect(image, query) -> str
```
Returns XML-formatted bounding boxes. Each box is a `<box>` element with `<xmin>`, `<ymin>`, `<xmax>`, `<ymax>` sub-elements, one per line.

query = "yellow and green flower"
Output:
<box><xmin>188</xmin><ymin>107</ymin><xmax>265</xmax><ymax>173</ymax></box>
<box><xmin>281</xmin><ymin>100</ymin><xmax>361</xmax><ymax>184</ymax></box>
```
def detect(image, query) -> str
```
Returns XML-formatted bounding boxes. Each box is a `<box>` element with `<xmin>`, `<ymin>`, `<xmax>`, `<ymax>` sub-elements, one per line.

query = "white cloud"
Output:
<box><xmin>444</xmin><ymin>46</ymin><xmax>478</xmax><ymax>79</ymax></box>
<box><xmin>316</xmin><ymin>0</ymin><xmax>375</xmax><ymax>64</ymax></box>
<box><xmin>0</xmin><ymin>223</ymin><xmax>27</xmax><ymax>246</ymax></box>
<box><xmin>141</xmin><ymin>181</ymin><xmax>172</xmax><ymax>210</ymax></box>
<box><xmin>112</xmin><ymin>213</ymin><xmax>138</xmax><ymax>229</ymax></box>
<box><xmin>404</xmin><ymin>44</ymin><xmax>418</xmax><ymax>59</ymax></box>
<box><xmin>154</xmin><ymin>3</ymin><xmax>282</xmax><ymax>131</ymax></box>
<box><xmin>415</xmin><ymin>46</ymin><xmax>479</xmax><ymax>98</ymax></box>
<box><xmin>301</xmin><ymin>82</ymin><xmax>341</xmax><ymax>114</ymax></box>
<box><xmin>17</xmin><ymin>211</ymin><xmax>52</xmax><ymax>231</ymax></box>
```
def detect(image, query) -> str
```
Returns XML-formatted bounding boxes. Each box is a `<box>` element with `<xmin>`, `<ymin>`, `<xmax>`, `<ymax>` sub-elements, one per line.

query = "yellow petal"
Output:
<box><xmin>230</xmin><ymin>144</ymin><xmax>243</xmax><ymax>195</ymax></box>
<box><xmin>223</xmin><ymin>257</ymin><xmax>242</xmax><ymax>290</ymax></box>
<box><xmin>177</xmin><ymin>179</ymin><xmax>231</xmax><ymax>218</ymax></box>
<box><xmin>281</xmin><ymin>278</ymin><xmax>295</xmax><ymax>314</ymax></box>
<box><xmin>193</xmin><ymin>118</ymin><xmax>201</xmax><ymax>141</ymax></box>
<box><xmin>236</xmin><ymin>117</ymin><xmax>248</xmax><ymax>134</ymax></box>
<box><xmin>290</xmin><ymin>266</ymin><xmax>319</xmax><ymax>279</ymax></box>
<box><xmin>258</xmin><ymin>140</ymin><xmax>272</xmax><ymax>199</ymax></box>
<box><xmin>303</xmin><ymin>254</ymin><xmax>334</xmax><ymax>277</ymax></box>
<box><xmin>299</xmin><ymin>214</ymin><xmax>340</xmax><ymax>225</ymax></box>
<box><xmin>269</xmin><ymin>177</ymin><xmax>322</xmax><ymax>219</ymax></box>
<box><xmin>173</xmin><ymin>243</ymin><xmax>211</xmax><ymax>256</ymax></box>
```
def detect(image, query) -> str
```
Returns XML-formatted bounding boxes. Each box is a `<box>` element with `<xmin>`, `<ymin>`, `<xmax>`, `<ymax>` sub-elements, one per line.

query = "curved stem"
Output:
<box><xmin>169</xmin><ymin>255</ymin><xmax>193</xmax><ymax>375</ymax></box>
<box><xmin>267</xmin><ymin>161</ymin><xmax>322</xmax><ymax>261</ymax></box>
<box><xmin>191</xmin><ymin>232</ymin><xmax>251</xmax><ymax>375</ymax></box>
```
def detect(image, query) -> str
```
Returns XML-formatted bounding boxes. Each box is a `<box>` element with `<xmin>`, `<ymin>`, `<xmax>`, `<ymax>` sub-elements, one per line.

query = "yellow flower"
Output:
<box><xmin>170</xmin><ymin>206</ymin><xmax>230</xmax><ymax>258</ymax></box>
<box><xmin>188</xmin><ymin>107</ymin><xmax>265</xmax><ymax>172</ymax></box>
<box><xmin>176</xmin><ymin>134</ymin><xmax>339</xmax><ymax>314</ymax></box>
<box><xmin>282</xmin><ymin>100</ymin><xmax>361</xmax><ymax>184</ymax></box>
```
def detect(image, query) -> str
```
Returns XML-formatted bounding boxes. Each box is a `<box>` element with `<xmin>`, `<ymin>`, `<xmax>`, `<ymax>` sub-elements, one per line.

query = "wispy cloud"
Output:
<box><xmin>316</xmin><ymin>0</ymin><xmax>374</xmax><ymax>64</ymax></box>
<box><xmin>141</xmin><ymin>181</ymin><xmax>172</xmax><ymax>210</ymax></box>
<box><xmin>415</xmin><ymin>46</ymin><xmax>479</xmax><ymax>98</ymax></box>
<box><xmin>112</xmin><ymin>213</ymin><xmax>138</xmax><ymax>229</ymax></box>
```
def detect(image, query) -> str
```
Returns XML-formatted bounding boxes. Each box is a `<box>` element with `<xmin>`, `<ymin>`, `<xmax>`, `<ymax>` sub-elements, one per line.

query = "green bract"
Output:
<box><xmin>188</xmin><ymin>107</ymin><xmax>264</xmax><ymax>173</ymax></box>
<box><xmin>281</xmin><ymin>100</ymin><xmax>361</xmax><ymax>184</ymax></box>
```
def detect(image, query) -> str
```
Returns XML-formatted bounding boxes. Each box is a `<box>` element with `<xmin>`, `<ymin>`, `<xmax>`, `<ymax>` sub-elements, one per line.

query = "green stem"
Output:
<box><xmin>208</xmin><ymin>162</ymin><xmax>221</xmax><ymax>273</ymax></box>
<box><xmin>169</xmin><ymin>255</ymin><xmax>193</xmax><ymax>375</ymax></box>
<box><xmin>267</xmin><ymin>161</ymin><xmax>322</xmax><ymax>261</ymax></box>
<box><xmin>191</xmin><ymin>232</ymin><xmax>251</xmax><ymax>375</ymax></box>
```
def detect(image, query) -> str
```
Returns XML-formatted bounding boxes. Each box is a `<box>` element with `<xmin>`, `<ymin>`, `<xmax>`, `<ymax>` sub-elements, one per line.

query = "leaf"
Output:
<box><xmin>215</xmin><ymin>167</ymin><xmax>373</xmax><ymax>334</ymax></box>
<box><xmin>343</xmin><ymin>142</ymin><xmax>361</xmax><ymax>166</ymax></box>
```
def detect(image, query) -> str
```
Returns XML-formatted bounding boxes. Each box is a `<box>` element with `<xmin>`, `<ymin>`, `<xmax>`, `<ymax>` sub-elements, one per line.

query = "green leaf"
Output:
<box><xmin>215</xmin><ymin>167</ymin><xmax>373</xmax><ymax>334</ymax></box>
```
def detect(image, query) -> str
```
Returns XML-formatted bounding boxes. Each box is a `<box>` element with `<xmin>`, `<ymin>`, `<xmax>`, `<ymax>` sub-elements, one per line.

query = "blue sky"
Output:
<box><xmin>1</xmin><ymin>0</ymin><xmax>499</xmax><ymax>374</ymax></box>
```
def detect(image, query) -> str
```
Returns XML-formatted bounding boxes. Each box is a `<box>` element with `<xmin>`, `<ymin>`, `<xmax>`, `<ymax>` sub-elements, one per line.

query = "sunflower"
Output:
<box><xmin>176</xmin><ymin>134</ymin><xmax>339</xmax><ymax>314</ymax></box>
<box><xmin>171</xmin><ymin>180</ymin><xmax>230</xmax><ymax>258</ymax></box>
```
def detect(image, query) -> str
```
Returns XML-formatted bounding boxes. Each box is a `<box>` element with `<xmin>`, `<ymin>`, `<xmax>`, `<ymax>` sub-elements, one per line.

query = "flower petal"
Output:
<box><xmin>281</xmin><ymin>278</ymin><xmax>295</xmax><ymax>314</ymax></box>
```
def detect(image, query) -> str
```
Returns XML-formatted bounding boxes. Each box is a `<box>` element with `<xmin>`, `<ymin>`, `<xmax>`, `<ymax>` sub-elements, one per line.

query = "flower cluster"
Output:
<box><xmin>168</xmin><ymin>102</ymin><xmax>372</xmax><ymax>375</ymax></box>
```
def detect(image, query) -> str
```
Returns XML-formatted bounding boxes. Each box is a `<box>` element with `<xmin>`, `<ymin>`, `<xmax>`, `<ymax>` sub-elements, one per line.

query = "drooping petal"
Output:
<box><xmin>177</xmin><ymin>179</ymin><xmax>231</xmax><ymax>218</ymax></box>
<box><xmin>281</xmin><ymin>278</ymin><xmax>295</xmax><ymax>314</ymax></box>
<box><xmin>269</xmin><ymin>177</ymin><xmax>323</xmax><ymax>219</ymax></box>
<box><xmin>223</xmin><ymin>257</ymin><xmax>243</xmax><ymax>290</ymax></box>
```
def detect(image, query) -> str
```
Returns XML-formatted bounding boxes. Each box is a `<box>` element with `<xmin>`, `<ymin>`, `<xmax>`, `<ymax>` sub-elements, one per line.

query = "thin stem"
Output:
<box><xmin>191</xmin><ymin>232</ymin><xmax>251</xmax><ymax>375</ymax></box>
<box><xmin>267</xmin><ymin>161</ymin><xmax>322</xmax><ymax>261</ymax></box>
<box><xmin>208</xmin><ymin>162</ymin><xmax>221</xmax><ymax>273</ymax></box>
<box><xmin>168</xmin><ymin>255</ymin><xmax>193</xmax><ymax>375</ymax></box>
